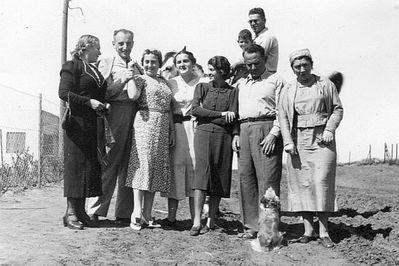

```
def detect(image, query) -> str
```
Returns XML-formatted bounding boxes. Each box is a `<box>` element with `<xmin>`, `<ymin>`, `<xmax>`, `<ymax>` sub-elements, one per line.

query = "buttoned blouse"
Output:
<box><xmin>192</xmin><ymin>81</ymin><xmax>238</xmax><ymax>132</ymax></box>
<box><xmin>236</xmin><ymin>72</ymin><xmax>285</xmax><ymax>136</ymax></box>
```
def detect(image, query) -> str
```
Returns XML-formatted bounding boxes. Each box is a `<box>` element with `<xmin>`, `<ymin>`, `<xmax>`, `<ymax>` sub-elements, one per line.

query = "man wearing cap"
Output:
<box><xmin>248</xmin><ymin>7</ymin><xmax>279</xmax><ymax>74</ymax></box>
<box><xmin>87</xmin><ymin>29</ymin><xmax>142</xmax><ymax>224</ymax></box>
<box><xmin>232</xmin><ymin>43</ymin><xmax>284</xmax><ymax>239</ymax></box>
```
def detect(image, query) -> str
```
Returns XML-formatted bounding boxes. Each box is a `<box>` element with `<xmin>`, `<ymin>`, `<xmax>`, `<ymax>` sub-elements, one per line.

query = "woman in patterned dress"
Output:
<box><xmin>125</xmin><ymin>49</ymin><xmax>175</xmax><ymax>230</ymax></box>
<box><xmin>278</xmin><ymin>48</ymin><xmax>343</xmax><ymax>248</ymax></box>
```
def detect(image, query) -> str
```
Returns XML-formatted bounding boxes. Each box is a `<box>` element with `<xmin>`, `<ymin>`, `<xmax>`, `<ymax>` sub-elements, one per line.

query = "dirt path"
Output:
<box><xmin>1</xmin><ymin>165</ymin><xmax>398</xmax><ymax>265</ymax></box>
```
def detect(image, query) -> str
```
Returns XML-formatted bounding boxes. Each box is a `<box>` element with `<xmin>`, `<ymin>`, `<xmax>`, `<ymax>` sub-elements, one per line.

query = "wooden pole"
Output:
<box><xmin>348</xmin><ymin>152</ymin><xmax>351</xmax><ymax>165</ymax></box>
<box><xmin>59</xmin><ymin>0</ymin><xmax>70</xmax><ymax>157</ymax></box>
<box><xmin>38</xmin><ymin>93</ymin><xmax>42</xmax><ymax>187</ymax></box>
<box><xmin>396</xmin><ymin>143</ymin><xmax>398</xmax><ymax>162</ymax></box>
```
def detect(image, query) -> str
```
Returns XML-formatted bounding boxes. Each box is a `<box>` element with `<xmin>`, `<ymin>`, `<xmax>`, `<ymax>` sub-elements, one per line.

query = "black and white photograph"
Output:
<box><xmin>0</xmin><ymin>0</ymin><xmax>399</xmax><ymax>264</ymax></box>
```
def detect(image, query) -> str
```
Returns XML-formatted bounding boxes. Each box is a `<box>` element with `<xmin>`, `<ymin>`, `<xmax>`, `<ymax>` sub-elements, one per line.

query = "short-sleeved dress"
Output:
<box><xmin>125</xmin><ymin>74</ymin><xmax>172</xmax><ymax>193</ymax></box>
<box><xmin>161</xmin><ymin>75</ymin><xmax>204</xmax><ymax>200</ymax></box>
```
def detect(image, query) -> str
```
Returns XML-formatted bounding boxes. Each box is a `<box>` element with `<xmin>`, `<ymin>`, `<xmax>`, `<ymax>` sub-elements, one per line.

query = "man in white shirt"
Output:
<box><xmin>248</xmin><ymin>7</ymin><xmax>279</xmax><ymax>74</ymax></box>
<box><xmin>232</xmin><ymin>44</ymin><xmax>284</xmax><ymax>239</ymax></box>
<box><xmin>87</xmin><ymin>29</ymin><xmax>142</xmax><ymax>224</ymax></box>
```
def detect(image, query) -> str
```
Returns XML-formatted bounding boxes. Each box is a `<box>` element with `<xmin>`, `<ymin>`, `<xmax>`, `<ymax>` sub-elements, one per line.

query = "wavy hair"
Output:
<box><xmin>71</xmin><ymin>34</ymin><xmax>100</xmax><ymax>60</ymax></box>
<box><xmin>141</xmin><ymin>49</ymin><xmax>163</xmax><ymax>66</ymax></box>
<box><xmin>208</xmin><ymin>56</ymin><xmax>231</xmax><ymax>80</ymax></box>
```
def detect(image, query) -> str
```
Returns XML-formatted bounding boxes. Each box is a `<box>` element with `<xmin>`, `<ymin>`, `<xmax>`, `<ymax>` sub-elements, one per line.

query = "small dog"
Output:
<box><xmin>251</xmin><ymin>187</ymin><xmax>284</xmax><ymax>252</ymax></box>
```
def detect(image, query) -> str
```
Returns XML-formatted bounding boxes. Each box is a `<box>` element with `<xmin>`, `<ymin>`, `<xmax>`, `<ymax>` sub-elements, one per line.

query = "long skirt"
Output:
<box><xmin>161</xmin><ymin>120</ymin><xmax>195</xmax><ymax>200</ymax></box>
<box><xmin>63</xmin><ymin>114</ymin><xmax>102</xmax><ymax>198</ymax></box>
<box><xmin>287</xmin><ymin>125</ymin><xmax>338</xmax><ymax>212</ymax></box>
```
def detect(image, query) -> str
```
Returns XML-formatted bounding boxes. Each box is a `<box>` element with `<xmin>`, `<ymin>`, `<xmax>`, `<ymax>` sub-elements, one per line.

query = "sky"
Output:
<box><xmin>0</xmin><ymin>0</ymin><xmax>399</xmax><ymax>162</ymax></box>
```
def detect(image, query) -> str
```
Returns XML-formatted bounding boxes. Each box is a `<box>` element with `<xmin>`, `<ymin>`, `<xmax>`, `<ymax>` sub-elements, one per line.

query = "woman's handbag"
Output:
<box><xmin>61</xmin><ymin>92</ymin><xmax>72</xmax><ymax>129</ymax></box>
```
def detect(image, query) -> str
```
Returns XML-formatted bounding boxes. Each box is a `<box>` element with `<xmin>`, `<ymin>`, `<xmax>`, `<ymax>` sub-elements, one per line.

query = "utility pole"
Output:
<box><xmin>38</xmin><ymin>93</ymin><xmax>42</xmax><ymax>187</ymax></box>
<box><xmin>59</xmin><ymin>0</ymin><xmax>70</xmax><ymax>156</ymax></box>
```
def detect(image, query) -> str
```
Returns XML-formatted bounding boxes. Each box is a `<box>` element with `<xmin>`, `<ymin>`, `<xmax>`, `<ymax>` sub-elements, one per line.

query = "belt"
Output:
<box><xmin>173</xmin><ymin>114</ymin><xmax>191</xmax><ymax>123</ymax></box>
<box><xmin>240</xmin><ymin>116</ymin><xmax>275</xmax><ymax>124</ymax></box>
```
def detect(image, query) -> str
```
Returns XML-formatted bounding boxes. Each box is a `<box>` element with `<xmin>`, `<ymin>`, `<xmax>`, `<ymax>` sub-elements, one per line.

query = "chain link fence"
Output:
<box><xmin>0</xmin><ymin>83</ymin><xmax>62</xmax><ymax>194</ymax></box>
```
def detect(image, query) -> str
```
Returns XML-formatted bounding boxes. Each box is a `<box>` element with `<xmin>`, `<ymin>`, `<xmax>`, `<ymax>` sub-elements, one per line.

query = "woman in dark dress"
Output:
<box><xmin>59</xmin><ymin>35</ymin><xmax>107</xmax><ymax>230</ymax></box>
<box><xmin>190</xmin><ymin>56</ymin><xmax>238</xmax><ymax>236</ymax></box>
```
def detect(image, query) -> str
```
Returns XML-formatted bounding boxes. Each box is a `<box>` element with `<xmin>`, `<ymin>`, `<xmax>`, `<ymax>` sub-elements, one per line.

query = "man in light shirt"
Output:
<box><xmin>87</xmin><ymin>29</ymin><xmax>142</xmax><ymax>224</ymax></box>
<box><xmin>232</xmin><ymin>44</ymin><xmax>284</xmax><ymax>239</ymax></box>
<box><xmin>248</xmin><ymin>7</ymin><xmax>279</xmax><ymax>74</ymax></box>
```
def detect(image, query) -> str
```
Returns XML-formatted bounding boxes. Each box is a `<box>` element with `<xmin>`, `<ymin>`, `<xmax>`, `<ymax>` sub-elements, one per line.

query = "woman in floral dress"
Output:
<box><xmin>125</xmin><ymin>49</ymin><xmax>175</xmax><ymax>230</ymax></box>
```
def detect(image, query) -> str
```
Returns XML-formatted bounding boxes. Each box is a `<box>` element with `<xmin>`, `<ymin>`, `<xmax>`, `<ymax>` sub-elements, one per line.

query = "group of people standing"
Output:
<box><xmin>59</xmin><ymin>7</ymin><xmax>343</xmax><ymax>249</ymax></box>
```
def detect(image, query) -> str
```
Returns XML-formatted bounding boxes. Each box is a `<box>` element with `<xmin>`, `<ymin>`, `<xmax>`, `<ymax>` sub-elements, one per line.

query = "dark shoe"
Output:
<box><xmin>200</xmin><ymin>224</ymin><xmax>225</xmax><ymax>234</ymax></box>
<box><xmin>63</xmin><ymin>214</ymin><xmax>84</xmax><ymax>230</ymax></box>
<box><xmin>200</xmin><ymin>225</ymin><xmax>211</xmax><ymax>234</ymax></box>
<box><xmin>319</xmin><ymin>237</ymin><xmax>334</xmax><ymax>248</ymax></box>
<box><xmin>190</xmin><ymin>225</ymin><xmax>202</xmax><ymax>236</ymax></box>
<box><xmin>89</xmin><ymin>214</ymin><xmax>99</xmax><ymax>222</ymax></box>
<box><xmin>159</xmin><ymin>218</ymin><xmax>177</xmax><ymax>227</ymax></box>
<box><xmin>114</xmin><ymin>217</ymin><xmax>131</xmax><ymax>225</ymax></box>
<box><xmin>297</xmin><ymin>235</ymin><xmax>317</xmax><ymax>244</ymax></box>
<box><xmin>79</xmin><ymin>213</ymin><xmax>98</xmax><ymax>227</ymax></box>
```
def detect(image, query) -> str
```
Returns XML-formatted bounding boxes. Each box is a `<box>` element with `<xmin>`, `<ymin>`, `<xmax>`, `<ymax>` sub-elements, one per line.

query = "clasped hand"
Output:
<box><xmin>90</xmin><ymin>99</ymin><xmax>109</xmax><ymax>114</ymax></box>
<box><xmin>120</xmin><ymin>69</ymin><xmax>135</xmax><ymax>83</ymax></box>
<box><xmin>221</xmin><ymin>111</ymin><xmax>235</xmax><ymax>123</ymax></box>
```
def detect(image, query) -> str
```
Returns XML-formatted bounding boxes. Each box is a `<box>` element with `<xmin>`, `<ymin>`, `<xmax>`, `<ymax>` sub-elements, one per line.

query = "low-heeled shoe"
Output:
<box><xmin>190</xmin><ymin>225</ymin><xmax>202</xmax><ymax>236</ymax></box>
<box><xmin>319</xmin><ymin>237</ymin><xmax>334</xmax><ymax>248</ymax></box>
<box><xmin>63</xmin><ymin>215</ymin><xmax>84</xmax><ymax>230</ymax></box>
<box><xmin>298</xmin><ymin>235</ymin><xmax>317</xmax><ymax>243</ymax></box>
<box><xmin>114</xmin><ymin>217</ymin><xmax>131</xmax><ymax>225</ymax></box>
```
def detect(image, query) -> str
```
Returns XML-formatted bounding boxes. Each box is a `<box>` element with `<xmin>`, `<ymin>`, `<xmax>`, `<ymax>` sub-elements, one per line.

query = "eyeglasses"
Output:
<box><xmin>248</xmin><ymin>19</ymin><xmax>260</xmax><ymax>24</ymax></box>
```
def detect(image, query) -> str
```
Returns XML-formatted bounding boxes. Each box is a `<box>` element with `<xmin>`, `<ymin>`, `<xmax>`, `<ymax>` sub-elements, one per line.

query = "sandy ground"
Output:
<box><xmin>1</xmin><ymin>164</ymin><xmax>399</xmax><ymax>265</ymax></box>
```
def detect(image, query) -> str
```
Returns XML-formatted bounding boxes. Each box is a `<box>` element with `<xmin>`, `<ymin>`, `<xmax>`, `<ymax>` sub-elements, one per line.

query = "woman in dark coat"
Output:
<box><xmin>59</xmin><ymin>35</ymin><xmax>107</xmax><ymax>230</ymax></box>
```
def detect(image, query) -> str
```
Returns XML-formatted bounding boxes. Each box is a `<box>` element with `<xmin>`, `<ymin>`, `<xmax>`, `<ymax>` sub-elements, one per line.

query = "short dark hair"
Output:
<box><xmin>141</xmin><ymin>49</ymin><xmax>162</xmax><ymax>66</ymax></box>
<box><xmin>208</xmin><ymin>56</ymin><xmax>231</xmax><ymax>80</ymax></box>
<box><xmin>238</xmin><ymin>29</ymin><xmax>252</xmax><ymax>41</ymax></box>
<box><xmin>162</xmin><ymin>51</ymin><xmax>177</xmax><ymax>66</ymax></box>
<box><xmin>173</xmin><ymin>48</ymin><xmax>196</xmax><ymax>65</ymax></box>
<box><xmin>113</xmin><ymin>29</ymin><xmax>134</xmax><ymax>38</ymax></box>
<box><xmin>248</xmin><ymin>7</ymin><xmax>265</xmax><ymax>19</ymax></box>
<box><xmin>242</xmin><ymin>44</ymin><xmax>265</xmax><ymax>60</ymax></box>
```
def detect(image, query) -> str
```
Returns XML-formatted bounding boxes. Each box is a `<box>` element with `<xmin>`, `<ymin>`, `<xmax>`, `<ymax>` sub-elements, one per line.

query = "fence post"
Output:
<box><xmin>38</xmin><ymin>93</ymin><xmax>42</xmax><ymax>188</ymax></box>
<box><xmin>0</xmin><ymin>129</ymin><xmax>3</xmax><ymax>166</ymax></box>
<box><xmin>391</xmin><ymin>144</ymin><xmax>394</xmax><ymax>164</ymax></box>
<box><xmin>348</xmin><ymin>152</ymin><xmax>351</xmax><ymax>165</ymax></box>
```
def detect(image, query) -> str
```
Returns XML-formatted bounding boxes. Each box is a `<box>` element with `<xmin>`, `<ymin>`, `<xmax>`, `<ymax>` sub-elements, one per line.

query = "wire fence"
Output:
<box><xmin>0</xmin><ymin>83</ymin><xmax>63</xmax><ymax>194</ymax></box>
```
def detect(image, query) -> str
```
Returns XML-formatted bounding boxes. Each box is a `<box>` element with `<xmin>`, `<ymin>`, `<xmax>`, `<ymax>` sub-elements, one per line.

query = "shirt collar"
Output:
<box><xmin>114</xmin><ymin>53</ymin><xmax>131</xmax><ymax>65</ymax></box>
<box><xmin>255</xmin><ymin>27</ymin><xmax>268</xmax><ymax>38</ymax></box>
<box><xmin>209</xmin><ymin>80</ymin><xmax>230</xmax><ymax>92</ymax></box>
<box><xmin>246</xmin><ymin>69</ymin><xmax>269</xmax><ymax>82</ymax></box>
